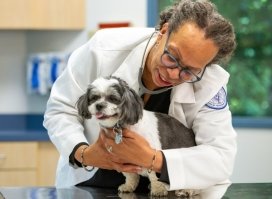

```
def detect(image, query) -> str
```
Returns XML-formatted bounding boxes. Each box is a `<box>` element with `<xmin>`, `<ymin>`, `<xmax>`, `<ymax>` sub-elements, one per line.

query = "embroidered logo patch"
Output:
<box><xmin>206</xmin><ymin>87</ymin><xmax>227</xmax><ymax>109</ymax></box>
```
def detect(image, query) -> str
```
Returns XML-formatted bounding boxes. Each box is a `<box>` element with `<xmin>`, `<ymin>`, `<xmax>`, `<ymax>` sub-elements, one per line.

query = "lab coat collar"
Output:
<box><xmin>171</xmin><ymin>64</ymin><xmax>229</xmax><ymax>104</ymax></box>
<box><xmin>171</xmin><ymin>83</ymin><xmax>196</xmax><ymax>103</ymax></box>
<box><xmin>112</xmin><ymin>31</ymin><xmax>157</xmax><ymax>93</ymax></box>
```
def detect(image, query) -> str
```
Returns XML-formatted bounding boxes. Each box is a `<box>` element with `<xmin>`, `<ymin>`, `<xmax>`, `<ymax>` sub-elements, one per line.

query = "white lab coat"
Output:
<box><xmin>43</xmin><ymin>27</ymin><xmax>237</xmax><ymax>189</ymax></box>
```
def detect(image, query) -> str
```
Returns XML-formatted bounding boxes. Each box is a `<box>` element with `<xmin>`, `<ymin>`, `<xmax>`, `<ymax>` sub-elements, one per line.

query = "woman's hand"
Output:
<box><xmin>75</xmin><ymin>129</ymin><xmax>143</xmax><ymax>173</ymax></box>
<box><xmin>75</xmin><ymin>128</ymin><xmax>163</xmax><ymax>173</ymax></box>
<box><xmin>100</xmin><ymin>128</ymin><xmax>163</xmax><ymax>173</ymax></box>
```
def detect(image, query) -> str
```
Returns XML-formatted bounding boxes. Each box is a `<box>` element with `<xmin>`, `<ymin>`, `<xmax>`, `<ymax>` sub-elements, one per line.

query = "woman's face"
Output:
<box><xmin>145</xmin><ymin>22</ymin><xmax>219</xmax><ymax>90</ymax></box>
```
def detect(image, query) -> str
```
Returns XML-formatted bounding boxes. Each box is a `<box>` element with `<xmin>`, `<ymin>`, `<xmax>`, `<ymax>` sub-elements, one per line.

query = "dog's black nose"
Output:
<box><xmin>96</xmin><ymin>104</ymin><xmax>105</xmax><ymax>111</ymax></box>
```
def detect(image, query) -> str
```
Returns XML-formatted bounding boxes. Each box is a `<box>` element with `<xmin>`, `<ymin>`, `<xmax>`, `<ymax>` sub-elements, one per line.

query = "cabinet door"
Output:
<box><xmin>28</xmin><ymin>0</ymin><xmax>85</xmax><ymax>29</ymax></box>
<box><xmin>0</xmin><ymin>0</ymin><xmax>30</xmax><ymax>29</ymax></box>
<box><xmin>0</xmin><ymin>142</ymin><xmax>38</xmax><ymax>169</ymax></box>
<box><xmin>0</xmin><ymin>0</ymin><xmax>85</xmax><ymax>29</ymax></box>
<box><xmin>0</xmin><ymin>142</ymin><xmax>38</xmax><ymax>186</ymax></box>
<box><xmin>0</xmin><ymin>171</ymin><xmax>36</xmax><ymax>186</ymax></box>
<box><xmin>37</xmin><ymin>142</ymin><xmax>59</xmax><ymax>186</ymax></box>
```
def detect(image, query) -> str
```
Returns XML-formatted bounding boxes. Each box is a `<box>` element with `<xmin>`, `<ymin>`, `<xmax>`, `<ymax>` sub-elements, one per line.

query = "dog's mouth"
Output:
<box><xmin>95</xmin><ymin>112</ymin><xmax>118</xmax><ymax>120</ymax></box>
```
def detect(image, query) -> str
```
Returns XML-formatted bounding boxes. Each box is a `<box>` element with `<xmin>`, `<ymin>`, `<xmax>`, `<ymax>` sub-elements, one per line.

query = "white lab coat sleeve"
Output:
<box><xmin>162</xmin><ymin>105</ymin><xmax>237</xmax><ymax>190</ymax></box>
<box><xmin>43</xmin><ymin>38</ymin><xmax>101</xmax><ymax>158</ymax></box>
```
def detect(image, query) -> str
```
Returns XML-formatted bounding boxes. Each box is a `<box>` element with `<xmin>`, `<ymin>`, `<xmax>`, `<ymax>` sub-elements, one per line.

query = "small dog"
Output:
<box><xmin>76</xmin><ymin>76</ymin><xmax>196</xmax><ymax>197</ymax></box>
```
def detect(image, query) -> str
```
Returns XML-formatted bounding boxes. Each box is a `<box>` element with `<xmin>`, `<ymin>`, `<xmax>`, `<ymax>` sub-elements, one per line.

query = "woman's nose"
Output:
<box><xmin>166</xmin><ymin>68</ymin><xmax>180</xmax><ymax>80</ymax></box>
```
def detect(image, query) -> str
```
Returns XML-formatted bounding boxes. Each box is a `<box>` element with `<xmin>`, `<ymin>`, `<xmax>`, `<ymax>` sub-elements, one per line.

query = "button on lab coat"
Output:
<box><xmin>43</xmin><ymin>27</ymin><xmax>237</xmax><ymax>189</ymax></box>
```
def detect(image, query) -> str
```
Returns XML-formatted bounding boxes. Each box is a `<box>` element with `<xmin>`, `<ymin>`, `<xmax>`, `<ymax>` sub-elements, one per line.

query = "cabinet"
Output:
<box><xmin>0</xmin><ymin>0</ymin><xmax>85</xmax><ymax>29</ymax></box>
<box><xmin>37</xmin><ymin>142</ymin><xmax>59</xmax><ymax>186</ymax></box>
<box><xmin>0</xmin><ymin>142</ymin><xmax>59</xmax><ymax>186</ymax></box>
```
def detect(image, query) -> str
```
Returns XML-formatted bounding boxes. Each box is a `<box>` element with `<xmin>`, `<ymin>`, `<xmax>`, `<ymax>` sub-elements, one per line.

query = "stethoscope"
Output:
<box><xmin>138</xmin><ymin>30</ymin><xmax>175</xmax><ymax>95</ymax></box>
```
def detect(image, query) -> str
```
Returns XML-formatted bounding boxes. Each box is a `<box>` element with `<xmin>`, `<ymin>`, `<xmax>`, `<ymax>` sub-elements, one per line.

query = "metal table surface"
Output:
<box><xmin>0</xmin><ymin>183</ymin><xmax>271</xmax><ymax>199</ymax></box>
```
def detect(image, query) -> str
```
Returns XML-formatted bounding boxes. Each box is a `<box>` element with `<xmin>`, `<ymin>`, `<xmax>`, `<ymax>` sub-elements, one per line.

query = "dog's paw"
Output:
<box><xmin>150</xmin><ymin>181</ymin><xmax>168</xmax><ymax>196</ymax></box>
<box><xmin>118</xmin><ymin>183</ymin><xmax>137</xmax><ymax>193</ymax></box>
<box><xmin>175</xmin><ymin>189</ymin><xmax>194</xmax><ymax>198</ymax></box>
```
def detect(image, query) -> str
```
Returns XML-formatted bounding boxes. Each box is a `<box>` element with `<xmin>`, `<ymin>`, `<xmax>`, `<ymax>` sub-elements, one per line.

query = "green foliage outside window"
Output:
<box><xmin>158</xmin><ymin>0</ymin><xmax>272</xmax><ymax>117</ymax></box>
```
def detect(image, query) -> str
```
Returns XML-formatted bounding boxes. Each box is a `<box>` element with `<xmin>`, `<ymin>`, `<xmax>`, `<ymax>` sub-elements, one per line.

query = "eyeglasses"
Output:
<box><xmin>160</xmin><ymin>35</ymin><xmax>206</xmax><ymax>83</ymax></box>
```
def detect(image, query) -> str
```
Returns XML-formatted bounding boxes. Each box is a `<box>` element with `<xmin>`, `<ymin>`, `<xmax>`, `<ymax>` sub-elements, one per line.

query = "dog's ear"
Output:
<box><xmin>119</xmin><ymin>83</ymin><xmax>144</xmax><ymax>126</ymax></box>
<box><xmin>76</xmin><ymin>88</ymin><xmax>92</xmax><ymax>119</ymax></box>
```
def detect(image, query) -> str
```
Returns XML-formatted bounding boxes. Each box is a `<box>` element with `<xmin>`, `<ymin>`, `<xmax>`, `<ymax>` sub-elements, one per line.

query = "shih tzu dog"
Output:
<box><xmin>76</xmin><ymin>76</ymin><xmax>196</xmax><ymax>197</ymax></box>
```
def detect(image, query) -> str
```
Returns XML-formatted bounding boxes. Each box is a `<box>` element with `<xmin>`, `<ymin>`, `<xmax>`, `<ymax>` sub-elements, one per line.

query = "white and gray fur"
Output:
<box><xmin>77</xmin><ymin>76</ymin><xmax>196</xmax><ymax>197</ymax></box>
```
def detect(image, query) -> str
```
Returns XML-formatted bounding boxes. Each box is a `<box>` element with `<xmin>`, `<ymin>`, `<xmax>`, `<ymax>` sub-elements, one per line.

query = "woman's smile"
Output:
<box><xmin>154</xmin><ymin>68</ymin><xmax>175</xmax><ymax>87</ymax></box>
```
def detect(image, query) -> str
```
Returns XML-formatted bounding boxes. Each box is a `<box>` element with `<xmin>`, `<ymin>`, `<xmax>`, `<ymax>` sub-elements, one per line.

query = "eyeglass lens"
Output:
<box><xmin>161</xmin><ymin>50</ymin><xmax>203</xmax><ymax>82</ymax></box>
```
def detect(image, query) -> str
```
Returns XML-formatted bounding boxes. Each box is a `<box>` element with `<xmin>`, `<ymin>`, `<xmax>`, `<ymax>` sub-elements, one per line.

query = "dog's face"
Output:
<box><xmin>85</xmin><ymin>77</ymin><xmax>122</xmax><ymax>127</ymax></box>
<box><xmin>77</xmin><ymin>76</ymin><xmax>143</xmax><ymax>128</ymax></box>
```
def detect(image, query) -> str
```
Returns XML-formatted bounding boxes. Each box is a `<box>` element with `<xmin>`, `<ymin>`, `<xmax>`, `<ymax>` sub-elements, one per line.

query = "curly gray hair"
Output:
<box><xmin>158</xmin><ymin>0</ymin><xmax>236</xmax><ymax>64</ymax></box>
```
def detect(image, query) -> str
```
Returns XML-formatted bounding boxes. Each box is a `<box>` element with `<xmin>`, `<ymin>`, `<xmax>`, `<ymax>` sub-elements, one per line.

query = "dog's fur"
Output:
<box><xmin>77</xmin><ymin>76</ymin><xmax>196</xmax><ymax>197</ymax></box>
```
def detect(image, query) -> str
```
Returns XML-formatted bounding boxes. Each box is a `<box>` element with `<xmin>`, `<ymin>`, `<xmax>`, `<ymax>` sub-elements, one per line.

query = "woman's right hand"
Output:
<box><xmin>74</xmin><ymin>130</ymin><xmax>141</xmax><ymax>173</ymax></box>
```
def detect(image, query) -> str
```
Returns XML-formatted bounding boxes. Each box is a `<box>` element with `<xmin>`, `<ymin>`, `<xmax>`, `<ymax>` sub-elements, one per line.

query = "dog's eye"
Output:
<box><xmin>107</xmin><ymin>95</ymin><xmax>120</xmax><ymax>104</ymax></box>
<box><xmin>89</xmin><ymin>95</ymin><xmax>100</xmax><ymax>103</ymax></box>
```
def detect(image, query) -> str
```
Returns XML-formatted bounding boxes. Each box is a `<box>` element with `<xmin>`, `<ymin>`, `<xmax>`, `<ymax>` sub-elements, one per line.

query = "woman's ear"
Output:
<box><xmin>157</xmin><ymin>23</ymin><xmax>168</xmax><ymax>43</ymax></box>
<box><xmin>160</xmin><ymin>23</ymin><xmax>169</xmax><ymax>35</ymax></box>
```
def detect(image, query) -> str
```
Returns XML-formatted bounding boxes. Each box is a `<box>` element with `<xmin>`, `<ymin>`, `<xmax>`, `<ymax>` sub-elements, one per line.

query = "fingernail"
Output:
<box><xmin>136</xmin><ymin>166</ymin><xmax>142</xmax><ymax>171</ymax></box>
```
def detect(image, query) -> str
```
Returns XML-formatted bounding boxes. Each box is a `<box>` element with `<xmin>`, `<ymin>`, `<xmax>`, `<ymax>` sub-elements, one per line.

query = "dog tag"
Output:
<box><xmin>115</xmin><ymin>132</ymin><xmax>123</xmax><ymax>144</ymax></box>
<box><xmin>113</xmin><ymin>126</ymin><xmax>123</xmax><ymax>144</ymax></box>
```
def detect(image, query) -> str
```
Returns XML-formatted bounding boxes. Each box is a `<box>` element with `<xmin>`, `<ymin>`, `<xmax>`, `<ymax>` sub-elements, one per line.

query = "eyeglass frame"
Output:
<box><xmin>160</xmin><ymin>32</ymin><xmax>207</xmax><ymax>83</ymax></box>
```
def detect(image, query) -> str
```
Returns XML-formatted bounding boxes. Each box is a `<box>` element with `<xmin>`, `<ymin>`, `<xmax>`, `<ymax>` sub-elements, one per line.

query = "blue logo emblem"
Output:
<box><xmin>206</xmin><ymin>87</ymin><xmax>227</xmax><ymax>109</ymax></box>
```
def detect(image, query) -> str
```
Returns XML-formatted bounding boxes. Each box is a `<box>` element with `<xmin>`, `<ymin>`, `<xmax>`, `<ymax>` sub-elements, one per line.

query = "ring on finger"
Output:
<box><xmin>106</xmin><ymin>145</ymin><xmax>113</xmax><ymax>153</ymax></box>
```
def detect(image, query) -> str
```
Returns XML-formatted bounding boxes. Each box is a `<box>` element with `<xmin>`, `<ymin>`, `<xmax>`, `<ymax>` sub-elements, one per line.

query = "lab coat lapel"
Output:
<box><xmin>169</xmin><ymin>64</ymin><xmax>230</xmax><ymax>128</ymax></box>
<box><xmin>169</xmin><ymin>83</ymin><xmax>195</xmax><ymax>127</ymax></box>
<box><xmin>193</xmin><ymin>64</ymin><xmax>230</xmax><ymax>108</ymax></box>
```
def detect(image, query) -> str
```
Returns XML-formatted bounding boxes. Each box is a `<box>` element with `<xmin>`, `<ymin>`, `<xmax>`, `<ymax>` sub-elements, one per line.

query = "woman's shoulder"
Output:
<box><xmin>87</xmin><ymin>27</ymin><xmax>155</xmax><ymax>51</ymax></box>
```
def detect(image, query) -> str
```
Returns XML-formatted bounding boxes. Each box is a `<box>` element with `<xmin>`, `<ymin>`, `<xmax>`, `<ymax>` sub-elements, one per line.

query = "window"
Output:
<box><xmin>149</xmin><ymin>0</ymin><xmax>272</xmax><ymax>120</ymax></box>
<box><xmin>212</xmin><ymin>0</ymin><xmax>272</xmax><ymax>117</ymax></box>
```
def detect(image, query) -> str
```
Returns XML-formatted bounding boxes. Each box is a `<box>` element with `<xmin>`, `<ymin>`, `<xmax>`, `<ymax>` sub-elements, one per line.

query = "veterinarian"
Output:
<box><xmin>44</xmin><ymin>0</ymin><xmax>237</xmax><ymax>193</ymax></box>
